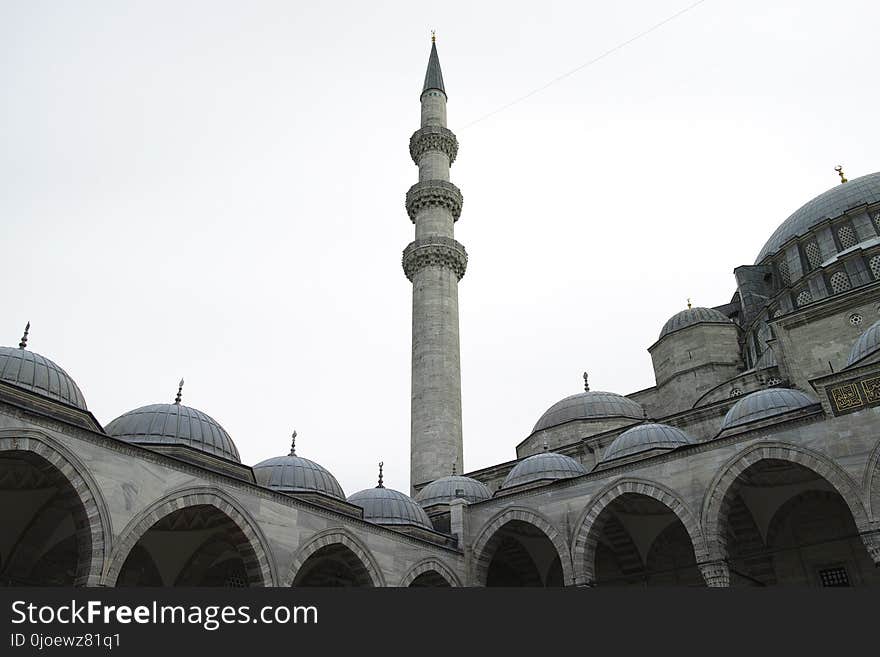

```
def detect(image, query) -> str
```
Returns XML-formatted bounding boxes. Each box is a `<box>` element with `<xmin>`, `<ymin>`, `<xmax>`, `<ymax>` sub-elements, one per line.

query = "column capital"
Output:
<box><xmin>698</xmin><ymin>559</ymin><xmax>730</xmax><ymax>587</ymax></box>
<box><xmin>402</xmin><ymin>236</ymin><xmax>468</xmax><ymax>281</ymax></box>
<box><xmin>409</xmin><ymin>126</ymin><xmax>458</xmax><ymax>165</ymax></box>
<box><xmin>405</xmin><ymin>180</ymin><xmax>463</xmax><ymax>223</ymax></box>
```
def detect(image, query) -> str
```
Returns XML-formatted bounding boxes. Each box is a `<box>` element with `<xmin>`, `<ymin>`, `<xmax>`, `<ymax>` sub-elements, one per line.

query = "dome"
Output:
<box><xmin>416</xmin><ymin>475</ymin><xmax>491</xmax><ymax>507</ymax></box>
<box><xmin>0</xmin><ymin>343</ymin><xmax>87</xmax><ymax>411</ymax></box>
<box><xmin>721</xmin><ymin>388</ymin><xmax>817</xmax><ymax>431</ymax></box>
<box><xmin>502</xmin><ymin>451</ymin><xmax>587</xmax><ymax>489</ymax></box>
<box><xmin>347</xmin><ymin>486</ymin><xmax>433</xmax><ymax>530</ymax></box>
<box><xmin>533</xmin><ymin>391</ymin><xmax>644</xmax><ymax>433</ymax></box>
<box><xmin>106</xmin><ymin>402</ymin><xmax>240</xmax><ymax>463</ymax></box>
<box><xmin>756</xmin><ymin>172</ymin><xmax>880</xmax><ymax>264</ymax></box>
<box><xmin>659</xmin><ymin>307</ymin><xmax>731</xmax><ymax>340</ymax></box>
<box><xmin>601</xmin><ymin>423</ymin><xmax>693</xmax><ymax>463</ymax></box>
<box><xmin>253</xmin><ymin>435</ymin><xmax>344</xmax><ymax>499</ymax></box>
<box><xmin>848</xmin><ymin>319</ymin><xmax>880</xmax><ymax>366</ymax></box>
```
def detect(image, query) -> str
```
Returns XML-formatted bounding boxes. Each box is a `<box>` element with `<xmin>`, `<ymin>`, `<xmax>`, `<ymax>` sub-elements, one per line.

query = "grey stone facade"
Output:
<box><xmin>2</xmin><ymin>41</ymin><xmax>880</xmax><ymax>589</ymax></box>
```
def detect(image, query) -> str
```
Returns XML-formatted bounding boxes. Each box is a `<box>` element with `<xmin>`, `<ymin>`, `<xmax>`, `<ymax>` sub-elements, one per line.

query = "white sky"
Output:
<box><xmin>2</xmin><ymin>1</ymin><xmax>878</xmax><ymax>495</ymax></box>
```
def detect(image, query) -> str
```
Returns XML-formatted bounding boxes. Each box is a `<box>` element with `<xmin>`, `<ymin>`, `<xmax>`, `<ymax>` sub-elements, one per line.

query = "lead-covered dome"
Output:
<box><xmin>106</xmin><ymin>401</ymin><xmax>240</xmax><ymax>462</ymax></box>
<box><xmin>253</xmin><ymin>433</ymin><xmax>344</xmax><ymax>499</ymax></box>
<box><xmin>0</xmin><ymin>327</ymin><xmax>87</xmax><ymax>410</ymax></box>
<box><xmin>502</xmin><ymin>451</ymin><xmax>587</xmax><ymax>489</ymax></box>
<box><xmin>721</xmin><ymin>388</ymin><xmax>817</xmax><ymax>431</ymax></box>
<box><xmin>601</xmin><ymin>423</ymin><xmax>694</xmax><ymax>463</ymax></box>
<box><xmin>659</xmin><ymin>307</ymin><xmax>731</xmax><ymax>340</ymax></box>
<box><xmin>533</xmin><ymin>391</ymin><xmax>644</xmax><ymax>433</ymax></box>
<box><xmin>416</xmin><ymin>474</ymin><xmax>491</xmax><ymax>507</ymax></box>
<box><xmin>756</xmin><ymin>172</ymin><xmax>880</xmax><ymax>263</ymax></box>
<box><xmin>848</xmin><ymin>319</ymin><xmax>880</xmax><ymax>366</ymax></box>
<box><xmin>347</xmin><ymin>485</ymin><xmax>433</xmax><ymax>529</ymax></box>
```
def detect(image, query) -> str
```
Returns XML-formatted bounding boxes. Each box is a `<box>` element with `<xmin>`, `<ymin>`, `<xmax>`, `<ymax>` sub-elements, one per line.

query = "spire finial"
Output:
<box><xmin>542</xmin><ymin>440</ymin><xmax>549</xmax><ymax>452</ymax></box>
<box><xmin>687</xmin><ymin>298</ymin><xmax>692</xmax><ymax>309</ymax></box>
<box><xmin>377</xmin><ymin>461</ymin><xmax>384</xmax><ymax>488</ymax></box>
<box><xmin>583</xmin><ymin>371</ymin><xmax>590</xmax><ymax>392</ymax></box>
<box><xmin>18</xmin><ymin>322</ymin><xmax>30</xmax><ymax>350</ymax></box>
<box><xmin>290</xmin><ymin>430</ymin><xmax>297</xmax><ymax>456</ymax></box>
<box><xmin>431</xmin><ymin>30</ymin><xmax>436</xmax><ymax>44</ymax></box>
<box><xmin>451</xmin><ymin>461</ymin><xmax>456</xmax><ymax>476</ymax></box>
<box><xmin>835</xmin><ymin>165</ymin><xmax>847</xmax><ymax>184</ymax></box>
<box><xmin>174</xmin><ymin>378</ymin><xmax>184</xmax><ymax>405</ymax></box>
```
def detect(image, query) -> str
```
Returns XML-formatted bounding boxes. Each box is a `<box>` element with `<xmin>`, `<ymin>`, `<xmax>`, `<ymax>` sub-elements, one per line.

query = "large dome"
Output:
<box><xmin>721</xmin><ymin>388</ymin><xmax>817</xmax><ymax>431</ymax></box>
<box><xmin>347</xmin><ymin>486</ymin><xmax>433</xmax><ymax>530</ymax></box>
<box><xmin>502</xmin><ymin>451</ymin><xmax>587</xmax><ymax>489</ymax></box>
<box><xmin>0</xmin><ymin>344</ymin><xmax>87</xmax><ymax>410</ymax></box>
<box><xmin>533</xmin><ymin>391</ymin><xmax>644</xmax><ymax>433</ymax></box>
<box><xmin>848</xmin><ymin>319</ymin><xmax>880</xmax><ymax>366</ymax></box>
<box><xmin>601</xmin><ymin>423</ymin><xmax>693</xmax><ymax>463</ymax></box>
<box><xmin>756</xmin><ymin>172</ymin><xmax>880</xmax><ymax>264</ymax></box>
<box><xmin>659</xmin><ymin>307</ymin><xmax>731</xmax><ymax>340</ymax></box>
<box><xmin>416</xmin><ymin>475</ymin><xmax>491</xmax><ymax>507</ymax></box>
<box><xmin>106</xmin><ymin>402</ymin><xmax>240</xmax><ymax>463</ymax></box>
<box><xmin>253</xmin><ymin>435</ymin><xmax>344</xmax><ymax>499</ymax></box>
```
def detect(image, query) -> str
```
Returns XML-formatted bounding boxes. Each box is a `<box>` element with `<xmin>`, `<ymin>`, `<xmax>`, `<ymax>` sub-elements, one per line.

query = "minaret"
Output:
<box><xmin>403</xmin><ymin>35</ymin><xmax>466</xmax><ymax>492</ymax></box>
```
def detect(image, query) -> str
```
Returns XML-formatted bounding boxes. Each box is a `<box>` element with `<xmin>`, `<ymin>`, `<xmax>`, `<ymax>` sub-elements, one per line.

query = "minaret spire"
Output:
<box><xmin>404</xmin><ymin>39</ymin><xmax>466</xmax><ymax>493</ymax></box>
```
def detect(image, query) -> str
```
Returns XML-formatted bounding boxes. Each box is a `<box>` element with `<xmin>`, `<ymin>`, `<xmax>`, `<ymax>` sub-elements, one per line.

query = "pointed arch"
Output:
<box><xmin>863</xmin><ymin>437</ymin><xmax>880</xmax><ymax>521</ymax></box>
<box><xmin>701</xmin><ymin>442</ymin><xmax>872</xmax><ymax>564</ymax></box>
<box><xmin>399</xmin><ymin>558</ymin><xmax>461</xmax><ymax>587</ymax></box>
<box><xmin>104</xmin><ymin>486</ymin><xmax>275</xmax><ymax>586</ymax></box>
<box><xmin>471</xmin><ymin>507</ymin><xmax>573</xmax><ymax>586</ymax></box>
<box><xmin>284</xmin><ymin>528</ymin><xmax>385</xmax><ymax>587</ymax></box>
<box><xmin>0</xmin><ymin>430</ymin><xmax>110</xmax><ymax>586</ymax></box>
<box><xmin>572</xmin><ymin>477</ymin><xmax>708</xmax><ymax>586</ymax></box>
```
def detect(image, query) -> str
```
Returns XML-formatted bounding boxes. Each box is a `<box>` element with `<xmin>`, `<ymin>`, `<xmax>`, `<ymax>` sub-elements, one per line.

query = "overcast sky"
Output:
<box><xmin>2</xmin><ymin>1</ymin><xmax>878</xmax><ymax>495</ymax></box>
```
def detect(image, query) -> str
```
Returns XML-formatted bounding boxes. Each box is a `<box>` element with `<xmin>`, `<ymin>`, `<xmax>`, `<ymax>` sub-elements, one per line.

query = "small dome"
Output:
<box><xmin>848</xmin><ymin>319</ymin><xmax>880</xmax><ymax>366</ymax></box>
<box><xmin>0</xmin><ymin>345</ymin><xmax>87</xmax><ymax>410</ymax></box>
<box><xmin>756</xmin><ymin>172</ymin><xmax>880</xmax><ymax>263</ymax></box>
<box><xmin>106</xmin><ymin>403</ymin><xmax>240</xmax><ymax>462</ymax></box>
<box><xmin>416</xmin><ymin>475</ymin><xmax>491</xmax><ymax>507</ymax></box>
<box><xmin>502</xmin><ymin>451</ymin><xmax>587</xmax><ymax>489</ymax></box>
<box><xmin>721</xmin><ymin>388</ymin><xmax>817</xmax><ymax>431</ymax></box>
<box><xmin>533</xmin><ymin>391</ymin><xmax>644</xmax><ymax>433</ymax></box>
<box><xmin>253</xmin><ymin>436</ymin><xmax>344</xmax><ymax>499</ymax></box>
<box><xmin>659</xmin><ymin>307</ymin><xmax>731</xmax><ymax>340</ymax></box>
<box><xmin>601</xmin><ymin>423</ymin><xmax>694</xmax><ymax>463</ymax></box>
<box><xmin>347</xmin><ymin>486</ymin><xmax>433</xmax><ymax>530</ymax></box>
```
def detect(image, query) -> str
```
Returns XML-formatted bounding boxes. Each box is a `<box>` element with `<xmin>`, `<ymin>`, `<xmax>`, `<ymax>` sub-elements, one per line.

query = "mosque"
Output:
<box><xmin>2</xmin><ymin>40</ymin><xmax>880</xmax><ymax>587</ymax></box>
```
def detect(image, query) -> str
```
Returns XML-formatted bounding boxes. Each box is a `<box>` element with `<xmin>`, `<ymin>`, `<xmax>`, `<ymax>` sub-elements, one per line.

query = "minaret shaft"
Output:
<box><xmin>404</xmin><ymin>42</ymin><xmax>466</xmax><ymax>491</ymax></box>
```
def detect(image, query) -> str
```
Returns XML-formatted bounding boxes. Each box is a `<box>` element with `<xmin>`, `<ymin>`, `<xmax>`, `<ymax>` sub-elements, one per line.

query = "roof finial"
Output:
<box><xmin>835</xmin><ymin>165</ymin><xmax>847</xmax><ymax>184</ymax></box>
<box><xmin>687</xmin><ymin>298</ymin><xmax>692</xmax><ymax>309</ymax></box>
<box><xmin>542</xmin><ymin>440</ymin><xmax>549</xmax><ymax>452</ymax></box>
<box><xmin>431</xmin><ymin>29</ymin><xmax>436</xmax><ymax>44</ymax></box>
<box><xmin>174</xmin><ymin>378</ymin><xmax>184</xmax><ymax>405</ymax></box>
<box><xmin>377</xmin><ymin>461</ymin><xmax>384</xmax><ymax>488</ymax></box>
<box><xmin>18</xmin><ymin>321</ymin><xmax>30</xmax><ymax>350</ymax></box>
<box><xmin>583</xmin><ymin>371</ymin><xmax>590</xmax><ymax>392</ymax></box>
<box><xmin>290</xmin><ymin>430</ymin><xmax>297</xmax><ymax>456</ymax></box>
<box><xmin>451</xmin><ymin>461</ymin><xmax>456</xmax><ymax>475</ymax></box>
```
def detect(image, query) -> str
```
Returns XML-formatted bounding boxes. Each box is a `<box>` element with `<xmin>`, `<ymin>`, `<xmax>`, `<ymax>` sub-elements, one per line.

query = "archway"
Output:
<box><xmin>0</xmin><ymin>441</ymin><xmax>105</xmax><ymax>586</ymax></box>
<box><xmin>712</xmin><ymin>458</ymin><xmax>879</xmax><ymax>586</ymax></box>
<box><xmin>479</xmin><ymin>520</ymin><xmax>564</xmax><ymax>587</ymax></box>
<box><xmin>587</xmin><ymin>494</ymin><xmax>703</xmax><ymax>586</ymax></box>
<box><xmin>400</xmin><ymin>558</ymin><xmax>460</xmax><ymax>587</ymax></box>
<box><xmin>409</xmin><ymin>571</ymin><xmax>451</xmax><ymax>587</ymax></box>
<box><xmin>292</xmin><ymin>544</ymin><xmax>374</xmax><ymax>587</ymax></box>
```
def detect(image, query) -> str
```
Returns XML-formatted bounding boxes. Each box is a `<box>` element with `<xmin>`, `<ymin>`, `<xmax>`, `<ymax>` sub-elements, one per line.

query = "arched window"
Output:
<box><xmin>869</xmin><ymin>254</ymin><xmax>880</xmax><ymax>280</ymax></box>
<box><xmin>777</xmin><ymin>258</ymin><xmax>791</xmax><ymax>286</ymax></box>
<box><xmin>836</xmin><ymin>224</ymin><xmax>857</xmax><ymax>250</ymax></box>
<box><xmin>804</xmin><ymin>241</ymin><xmax>822</xmax><ymax>270</ymax></box>
<box><xmin>829</xmin><ymin>271</ymin><xmax>851</xmax><ymax>294</ymax></box>
<box><xmin>795</xmin><ymin>289</ymin><xmax>812</xmax><ymax>307</ymax></box>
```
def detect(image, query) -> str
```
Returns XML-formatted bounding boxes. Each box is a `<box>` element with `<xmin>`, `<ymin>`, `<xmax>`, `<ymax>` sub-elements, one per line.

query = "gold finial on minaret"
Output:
<box><xmin>687</xmin><ymin>298</ymin><xmax>692</xmax><ymax>309</ymax></box>
<box><xmin>835</xmin><ymin>165</ymin><xmax>847</xmax><ymax>184</ymax></box>
<box><xmin>431</xmin><ymin>30</ymin><xmax>436</xmax><ymax>44</ymax></box>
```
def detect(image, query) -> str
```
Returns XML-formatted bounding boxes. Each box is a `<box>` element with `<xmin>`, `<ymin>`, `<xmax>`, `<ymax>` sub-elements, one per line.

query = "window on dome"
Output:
<box><xmin>804</xmin><ymin>241</ymin><xmax>822</xmax><ymax>270</ymax></box>
<box><xmin>796</xmin><ymin>289</ymin><xmax>812</xmax><ymax>307</ymax></box>
<box><xmin>836</xmin><ymin>224</ymin><xmax>857</xmax><ymax>250</ymax></box>
<box><xmin>777</xmin><ymin>259</ymin><xmax>791</xmax><ymax>286</ymax></box>
<box><xmin>870</xmin><ymin>255</ymin><xmax>880</xmax><ymax>280</ymax></box>
<box><xmin>829</xmin><ymin>271</ymin><xmax>851</xmax><ymax>294</ymax></box>
<box><xmin>872</xmin><ymin>211</ymin><xmax>880</xmax><ymax>234</ymax></box>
